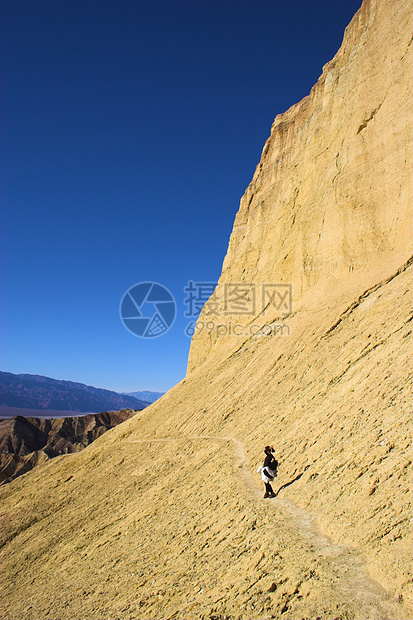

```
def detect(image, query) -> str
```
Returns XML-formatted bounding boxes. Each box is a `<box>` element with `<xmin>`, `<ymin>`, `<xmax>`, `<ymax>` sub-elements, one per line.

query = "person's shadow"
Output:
<box><xmin>274</xmin><ymin>464</ymin><xmax>311</xmax><ymax>497</ymax></box>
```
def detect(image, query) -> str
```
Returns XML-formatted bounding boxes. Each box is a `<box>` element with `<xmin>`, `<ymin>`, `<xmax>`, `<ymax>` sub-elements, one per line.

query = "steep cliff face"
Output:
<box><xmin>1</xmin><ymin>1</ymin><xmax>412</xmax><ymax>619</ymax></box>
<box><xmin>188</xmin><ymin>0</ymin><xmax>412</xmax><ymax>370</ymax></box>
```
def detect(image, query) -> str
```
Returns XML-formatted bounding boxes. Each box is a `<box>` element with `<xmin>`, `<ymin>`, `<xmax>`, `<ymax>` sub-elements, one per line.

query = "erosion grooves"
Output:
<box><xmin>128</xmin><ymin>436</ymin><xmax>409</xmax><ymax>620</ymax></box>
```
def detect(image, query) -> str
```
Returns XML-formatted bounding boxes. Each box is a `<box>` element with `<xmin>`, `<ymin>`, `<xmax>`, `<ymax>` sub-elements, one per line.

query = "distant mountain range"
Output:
<box><xmin>0</xmin><ymin>373</ymin><xmax>160</xmax><ymax>483</ymax></box>
<box><xmin>0</xmin><ymin>372</ymin><xmax>151</xmax><ymax>414</ymax></box>
<box><xmin>122</xmin><ymin>391</ymin><xmax>164</xmax><ymax>403</ymax></box>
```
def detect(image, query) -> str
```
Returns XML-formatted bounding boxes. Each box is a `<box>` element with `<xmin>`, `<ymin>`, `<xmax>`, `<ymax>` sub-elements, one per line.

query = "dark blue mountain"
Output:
<box><xmin>0</xmin><ymin>371</ymin><xmax>150</xmax><ymax>413</ymax></box>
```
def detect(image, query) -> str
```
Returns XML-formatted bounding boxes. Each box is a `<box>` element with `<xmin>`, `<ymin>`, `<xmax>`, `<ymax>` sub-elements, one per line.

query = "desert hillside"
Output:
<box><xmin>0</xmin><ymin>410</ymin><xmax>138</xmax><ymax>483</ymax></box>
<box><xmin>1</xmin><ymin>1</ymin><xmax>412</xmax><ymax>619</ymax></box>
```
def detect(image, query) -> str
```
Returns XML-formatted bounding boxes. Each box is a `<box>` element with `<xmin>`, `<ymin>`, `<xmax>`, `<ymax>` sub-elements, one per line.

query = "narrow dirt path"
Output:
<box><xmin>233</xmin><ymin>438</ymin><xmax>408</xmax><ymax>620</ymax></box>
<box><xmin>129</xmin><ymin>435</ymin><xmax>409</xmax><ymax>620</ymax></box>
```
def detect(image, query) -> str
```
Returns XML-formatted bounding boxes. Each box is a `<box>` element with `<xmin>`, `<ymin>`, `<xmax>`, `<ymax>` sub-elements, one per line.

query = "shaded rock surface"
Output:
<box><xmin>1</xmin><ymin>1</ymin><xmax>412</xmax><ymax>619</ymax></box>
<box><xmin>0</xmin><ymin>410</ymin><xmax>137</xmax><ymax>484</ymax></box>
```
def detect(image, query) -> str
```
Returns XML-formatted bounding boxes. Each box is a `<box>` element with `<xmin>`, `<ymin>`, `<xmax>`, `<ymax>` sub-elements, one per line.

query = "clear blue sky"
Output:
<box><xmin>1</xmin><ymin>0</ymin><xmax>362</xmax><ymax>393</ymax></box>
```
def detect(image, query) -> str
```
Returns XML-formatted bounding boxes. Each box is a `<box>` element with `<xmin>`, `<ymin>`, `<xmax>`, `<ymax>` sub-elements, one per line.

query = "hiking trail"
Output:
<box><xmin>128</xmin><ymin>435</ymin><xmax>409</xmax><ymax>620</ymax></box>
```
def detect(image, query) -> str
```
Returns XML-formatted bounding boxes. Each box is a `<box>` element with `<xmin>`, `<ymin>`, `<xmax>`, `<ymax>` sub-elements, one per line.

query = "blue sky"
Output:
<box><xmin>1</xmin><ymin>0</ymin><xmax>362</xmax><ymax>393</ymax></box>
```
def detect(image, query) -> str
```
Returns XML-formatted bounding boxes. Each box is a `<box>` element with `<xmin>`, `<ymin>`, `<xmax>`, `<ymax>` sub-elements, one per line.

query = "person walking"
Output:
<box><xmin>257</xmin><ymin>445</ymin><xmax>278</xmax><ymax>498</ymax></box>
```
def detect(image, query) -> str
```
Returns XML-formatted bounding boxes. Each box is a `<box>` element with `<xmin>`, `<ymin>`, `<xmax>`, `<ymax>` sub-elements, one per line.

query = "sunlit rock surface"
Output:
<box><xmin>1</xmin><ymin>1</ymin><xmax>412</xmax><ymax>618</ymax></box>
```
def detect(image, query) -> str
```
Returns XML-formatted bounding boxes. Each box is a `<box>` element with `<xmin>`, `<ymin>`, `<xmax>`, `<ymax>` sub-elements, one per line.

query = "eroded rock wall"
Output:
<box><xmin>188</xmin><ymin>0</ymin><xmax>412</xmax><ymax>371</ymax></box>
<box><xmin>1</xmin><ymin>1</ymin><xmax>412</xmax><ymax>618</ymax></box>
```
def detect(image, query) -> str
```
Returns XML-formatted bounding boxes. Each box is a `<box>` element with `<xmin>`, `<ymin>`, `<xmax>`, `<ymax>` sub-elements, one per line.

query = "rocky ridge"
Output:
<box><xmin>1</xmin><ymin>1</ymin><xmax>412</xmax><ymax>618</ymax></box>
<box><xmin>0</xmin><ymin>410</ymin><xmax>138</xmax><ymax>483</ymax></box>
<box><xmin>188</xmin><ymin>0</ymin><xmax>412</xmax><ymax>371</ymax></box>
<box><xmin>0</xmin><ymin>371</ymin><xmax>150</xmax><ymax>412</ymax></box>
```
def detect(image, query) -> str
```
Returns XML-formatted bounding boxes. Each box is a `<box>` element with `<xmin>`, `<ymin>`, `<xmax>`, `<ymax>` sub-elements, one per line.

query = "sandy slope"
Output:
<box><xmin>1</xmin><ymin>258</ymin><xmax>411</xmax><ymax>620</ymax></box>
<box><xmin>1</xmin><ymin>1</ymin><xmax>412</xmax><ymax>618</ymax></box>
<box><xmin>0</xmin><ymin>436</ymin><xmax>409</xmax><ymax>620</ymax></box>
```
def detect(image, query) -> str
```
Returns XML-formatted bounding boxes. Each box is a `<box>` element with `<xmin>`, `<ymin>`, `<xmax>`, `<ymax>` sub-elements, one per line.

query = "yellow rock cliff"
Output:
<box><xmin>1</xmin><ymin>1</ymin><xmax>412</xmax><ymax>618</ymax></box>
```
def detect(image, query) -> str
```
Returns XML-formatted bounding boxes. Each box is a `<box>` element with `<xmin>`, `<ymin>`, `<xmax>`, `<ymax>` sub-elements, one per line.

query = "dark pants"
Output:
<box><xmin>265</xmin><ymin>482</ymin><xmax>274</xmax><ymax>494</ymax></box>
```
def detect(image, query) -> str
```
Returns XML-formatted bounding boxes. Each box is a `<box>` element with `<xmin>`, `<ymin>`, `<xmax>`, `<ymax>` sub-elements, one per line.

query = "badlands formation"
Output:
<box><xmin>0</xmin><ymin>410</ymin><xmax>137</xmax><ymax>483</ymax></box>
<box><xmin>1</xmin><ymin>1</ymin><xmax>412</xmax><ymax>619</ymax></box>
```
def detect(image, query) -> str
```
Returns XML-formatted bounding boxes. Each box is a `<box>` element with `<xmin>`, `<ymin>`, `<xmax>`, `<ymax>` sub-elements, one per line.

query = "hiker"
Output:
<box><xmin>257</xmin><ymin>445</ymin><xmax>278</xmax><ymax>498</ymax></box>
